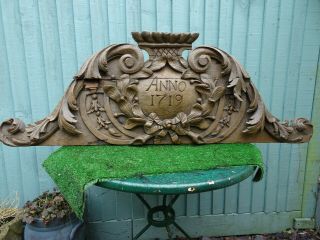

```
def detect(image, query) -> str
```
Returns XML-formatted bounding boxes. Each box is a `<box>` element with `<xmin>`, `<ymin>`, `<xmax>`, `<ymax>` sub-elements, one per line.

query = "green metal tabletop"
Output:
<box><xmin>96</xmin><ymin>165</ymin><xmax>256</xmax><ymax>194</ymax></box>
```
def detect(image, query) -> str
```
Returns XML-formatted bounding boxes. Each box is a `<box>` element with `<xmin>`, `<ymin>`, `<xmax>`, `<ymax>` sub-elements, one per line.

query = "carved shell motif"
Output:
<box><xmin>0</xmin><ymin>32</ymin><xmax>313</xmax><ymax>146</ymax></box>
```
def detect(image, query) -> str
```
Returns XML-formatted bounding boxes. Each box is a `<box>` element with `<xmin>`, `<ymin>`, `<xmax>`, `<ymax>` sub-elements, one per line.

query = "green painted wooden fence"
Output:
<box><xmin>0</xmin><ymin>0</ymin><xmax>319</xmax><ymax>239</ymax></box>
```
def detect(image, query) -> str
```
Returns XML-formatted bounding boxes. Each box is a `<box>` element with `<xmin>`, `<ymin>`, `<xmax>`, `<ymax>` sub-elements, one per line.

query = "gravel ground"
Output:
<box><xmin>176</xmin><ymin>229</ymin><xmax>320</xmax><ymax>240</ymax></box>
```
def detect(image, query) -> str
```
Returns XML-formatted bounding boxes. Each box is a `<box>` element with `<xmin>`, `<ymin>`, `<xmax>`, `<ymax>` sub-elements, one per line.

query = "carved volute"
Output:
<box><xmin>0</xmin><ymin>32</ymin><xmax>313</xmax><ymax>146</ymax></box>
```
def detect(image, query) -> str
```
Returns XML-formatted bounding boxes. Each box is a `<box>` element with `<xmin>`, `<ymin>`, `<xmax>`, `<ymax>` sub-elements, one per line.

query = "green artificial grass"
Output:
<box><xmin>43</xmin><ymin>144</ymin><xmax>263</xmax><ymax>218</ymax></box>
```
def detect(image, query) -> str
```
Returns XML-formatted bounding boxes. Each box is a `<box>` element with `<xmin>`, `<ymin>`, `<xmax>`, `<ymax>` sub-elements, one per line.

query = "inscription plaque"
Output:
<box><xmin>138</xmin><ymin>74</ymin><xmax>197</xmax><ymax>119</ymax></box>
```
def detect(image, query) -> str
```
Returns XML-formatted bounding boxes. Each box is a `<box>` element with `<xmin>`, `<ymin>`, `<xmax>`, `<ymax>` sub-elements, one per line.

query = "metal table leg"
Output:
<box><xmin>133</xmin><ymin>194</ymin><xmax>192</xmax><ymax>240</ymax></box>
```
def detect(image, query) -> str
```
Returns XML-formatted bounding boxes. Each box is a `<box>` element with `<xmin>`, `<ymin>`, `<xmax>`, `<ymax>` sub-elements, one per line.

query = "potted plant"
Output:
<box><xmin>23</xmin><ymin>190</ymin><xmax>84</xmax><ymax>240</ymax></box>
<box><xmin>0</xmin><ymin>193</ymin><xmax>23</xmax><ymax>240</ymax></box>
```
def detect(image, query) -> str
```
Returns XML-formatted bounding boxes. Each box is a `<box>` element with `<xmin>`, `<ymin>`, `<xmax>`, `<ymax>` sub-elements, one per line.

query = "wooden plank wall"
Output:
<box><xmin>0</xmin><ymin>0</ymin><xmax>319</xmax><ymax>238</ymax></box>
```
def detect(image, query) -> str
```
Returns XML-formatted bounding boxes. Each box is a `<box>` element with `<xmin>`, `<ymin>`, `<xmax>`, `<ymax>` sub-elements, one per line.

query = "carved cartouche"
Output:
<box><xmin>0</xmin><ymin>32</ymin><xmax>313</xmax><ymax>146</ymax></box>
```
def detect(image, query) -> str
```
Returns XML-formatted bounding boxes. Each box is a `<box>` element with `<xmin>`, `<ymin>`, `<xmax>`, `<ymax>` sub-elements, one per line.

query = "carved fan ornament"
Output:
<box><xmin>0</xmin><ymin>32</ymin><xmax>313</xmax><ymax>146</ymax></box>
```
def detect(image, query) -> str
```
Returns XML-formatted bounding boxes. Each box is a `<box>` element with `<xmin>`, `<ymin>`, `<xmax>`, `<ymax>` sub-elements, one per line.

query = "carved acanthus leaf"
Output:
<box><xmin>124</xmin><ymin>118</ymin><xmax>146</xmax><ymax>130</ymax></box>
<box><xmin>168</xmin><ymin>58</ymin><xmax>187</xmax><ymax>73</ymax></box>
<box><xmin>243</xmin><ymin>101</ymin><xmax>265</xmax><ymax>134</ymax></box>
<box><xmin>5</xmin><ymin>118</ymin><xmax>25</xmax><ymax>134</ymax></box>
<box><xmin>264</xmin><ymin>111</ymin><xmax>312</xmax><ymax>142</ymax></box>
<box><xmin>0</xmin><ymin>80</ymin><xmax>83</xmax><ymax>146</ymax></box>
<box><xmin>244</xmin><ymin>80</ymin><xmax>312</xmax><ymax>142</ymax></box>
<box><xmin>210</xmin><ymin>86</ymin><xmax>225</xmax><ymax>102</ymax></box>
<box><xmin>148</xmin><ymin>57</ymin><xmax>167</xmax><ymax>71</ymax></box>
<box><xmin>187</xmin><ymin>46</ymin><xmax>249</xmax><ymax>103</ymax></box>
<box><xmin>76</xmin><ymin>44</ymin><xmax>145</xmax><ymax>80</ymax></box>
<box><xmin>75</xmin><ymin>45</ymin><xmax>115</xmax><ymax>80</ymax></box>
<box><xmin>181</xmin><ymin>69</ymin><xmax>200</xmax><ymax>80</ymax></box>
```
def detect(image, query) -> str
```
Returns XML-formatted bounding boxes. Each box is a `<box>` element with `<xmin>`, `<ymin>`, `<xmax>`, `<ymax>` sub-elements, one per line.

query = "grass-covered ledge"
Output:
<box><xmin>43</xmin><ymin>144</ymin><xmax>263</xmax><ymax>218</ymax></box>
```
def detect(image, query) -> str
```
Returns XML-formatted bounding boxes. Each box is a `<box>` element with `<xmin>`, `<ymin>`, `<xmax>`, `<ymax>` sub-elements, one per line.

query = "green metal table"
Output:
<box><xmin>97</xmin><ymin>165</ymin><xmax>256</xmax><ymax>239</ymax></box>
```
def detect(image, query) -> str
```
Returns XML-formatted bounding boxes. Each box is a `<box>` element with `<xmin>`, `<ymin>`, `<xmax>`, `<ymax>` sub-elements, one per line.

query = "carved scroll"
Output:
<box><xmin>0</xmin><ymin>32</ymin><xmax>313</xmax><ymax>146</ymax></box>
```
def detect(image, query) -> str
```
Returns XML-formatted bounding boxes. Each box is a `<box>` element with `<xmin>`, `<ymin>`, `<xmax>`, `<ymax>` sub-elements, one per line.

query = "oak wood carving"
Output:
<box><xmin>0</xmin><ymin>32</ymin><xmax>313</xmax><ymax>146</ymax></box>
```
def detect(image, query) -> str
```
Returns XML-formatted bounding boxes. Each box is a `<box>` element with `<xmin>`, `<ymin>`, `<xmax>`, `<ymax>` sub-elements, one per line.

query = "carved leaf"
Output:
<box><xmin>227</xmin><ymin>76</ymin><xmax>244</xmax><ymax>101</ymax></box>
<box><xmin>188</xmin><ymin>104</ymin><xmax>203</xmax><ymax>121</ymax></box>
<box><xmin>179</xmin><ymin>57</ymin><xmax>188</xmax><ymax>68</ymax></box>
<box><xmin>243</xmin><ymin>102</ymin><xmax>265</xmax><ymax>134</ymax></box>
<box><xmin>227</xmin><ymin>59</ymin><xmax>248</xmax><ymax>101</ymax></box>
<box><xmin>124</xmin><ymin>118</ymin><xmax>146</xmax><ymax>129</ymax></box>
<box><xmin>195</xmin><ymin>84</ymin><xmax>211</xmax><ymax>95</ymax></box>
<box><xmin>5</xmin><ymin>79</ymin><xmax>83</xmax><ymax>145</ymax></box>
<box><xmin>200</xmin><ymin>74</ymin><xmax>215</xmax><ymax>89</ymax></box>
<box><xmin>247</xmin><ymin>83</ymin><xmax>259</xmax><ymax>112</ymax></box>
<box><xmin>118</xmin><ymin>75</ymin><xmax>130</xmax><ymax>92</ymax></box>
<box><xmin>131</xmin><ymin>67</ymin><xmax>153</xmax><ymax>79</ymax></box>
<box><xmin>125</xmin><ymin>85</ymin><xmax>138</xmax><ymax>102</ymax></box>
<box><xmin>265</xmin><ymin>110</ymin><xmax>291</xmax><ymax>140</ymax></box>
<box><xmin>60</xmin><ymin>99</ymin><xmax>77</xmax><ymax>124</ymax></box>
<box><xmin>168</xmin><ymin>58</ymin><xmax>186</xmax><ymax>73</ymax></box>
<box><xmin>103</xmin><ymin>85</ymin><xmax>121</xmax><ymax>102</ymax></box>
<box><xmin>26</xmin><ymin>119</ymin><xmax>50</xmax><ymax>141</ymax></box>
<box><xmin>108</xmin><ymin>127</ymin><xmax>122</xmax><ymax>137</ymax></box>
<box><xmin>149</xmin><ymin>57</ymin><xmax>166</xmax><ymax>71</ymax></box>
<box><xmin>175</xmin><ymin>112</ymin><xmax>188</xmax><ymax>125</ymax></box>
<box><xmin>75</xmin><ymin>47</ymin><xmax>111</xmax><ymax>80</ymax></box>
<box><xmin>181</xmin><ymin>69</ymin><xmax>200</xmax><ymax>80</ymax></box>
<box><xmin>294</xmin><ymin>118</ymin><xmax>312</xmax><ymax>132</ymax></box>
<box><xmin>57</xmin><ymin>97</ymin><xmax>81</xmax><ymax>135</ymax></box>
<box><xmin>210</xmin><ymin>86</ymin><xmax>225</xmax><ymax>102</ymax></box>
<box><xmin>233</xmin><ymin>57</ymin><xmax>250</xmax><ymax>79</ymax></box>
<box><xmin>132</xmin><ymin>104</ymin><xmax>146</xmax><ymax>118</ymax></box>
<box><xmin>144</xmin><ymin>60</ymin><xmax>153</xmax><ymax>68</ymax></box>
<box><xmin>58</xmin><ymin>115</ymin><xmax>80</xmax><ymax>135</ymax></box>
<box><xmin>276</xmin><ymin>122</ymin><xmax>291</xmax><ymax>140</ymax></box>
<box><xmin>188</xmin><ymin>118</ymin><xmax>201</xmax><ymax>125</ymax></box>
<box><xmin>227</xmin><ymin>77</ymin><xmax>239</xmax><ymax>88</ymax></box>
<box><xmin>233</xmin><ymin>81</ymin><xmax>243</xmax><ymax>102</ymax></box>
<box><xmin>118</xmin><ymin>99</ymin><xmax>134</xmax><ymax>117</ymax></box>
<box><xmin>5</xmin><ymin>118</ymin><xmax>26</xmax><ymax>134</ymax></box>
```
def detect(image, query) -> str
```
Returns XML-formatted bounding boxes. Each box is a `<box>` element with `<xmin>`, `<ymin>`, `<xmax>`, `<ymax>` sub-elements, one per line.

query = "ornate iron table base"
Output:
<box><xmin>97</xmin><ymin>166</ymin><xmax>257</xmax><ymax>239</ymax></box>
<box><xmin>134</xmin><ymin>194</ymin><xmax>190</xmax><ymax>240</ymax></box>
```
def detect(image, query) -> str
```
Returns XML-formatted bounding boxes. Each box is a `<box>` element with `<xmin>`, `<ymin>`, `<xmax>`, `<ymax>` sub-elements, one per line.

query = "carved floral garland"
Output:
<box><xmin>103</xmin><ymin>73</ymin><xmax>224</xmax><ymax>144</ymax></box>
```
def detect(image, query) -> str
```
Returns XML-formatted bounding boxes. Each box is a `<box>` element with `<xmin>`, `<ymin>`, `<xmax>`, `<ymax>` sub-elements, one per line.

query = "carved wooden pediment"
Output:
<box><xmin>0</xmin><ymin>32</ymin><xmax>313</xmax><ymax>146</ymax></box>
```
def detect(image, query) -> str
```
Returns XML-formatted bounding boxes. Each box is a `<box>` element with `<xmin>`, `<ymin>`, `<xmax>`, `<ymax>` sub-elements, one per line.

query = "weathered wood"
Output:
<box><xmin>0</xmin><ymin>32</ymin><xmax>313</xmax><ymax>146</ymax></box>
